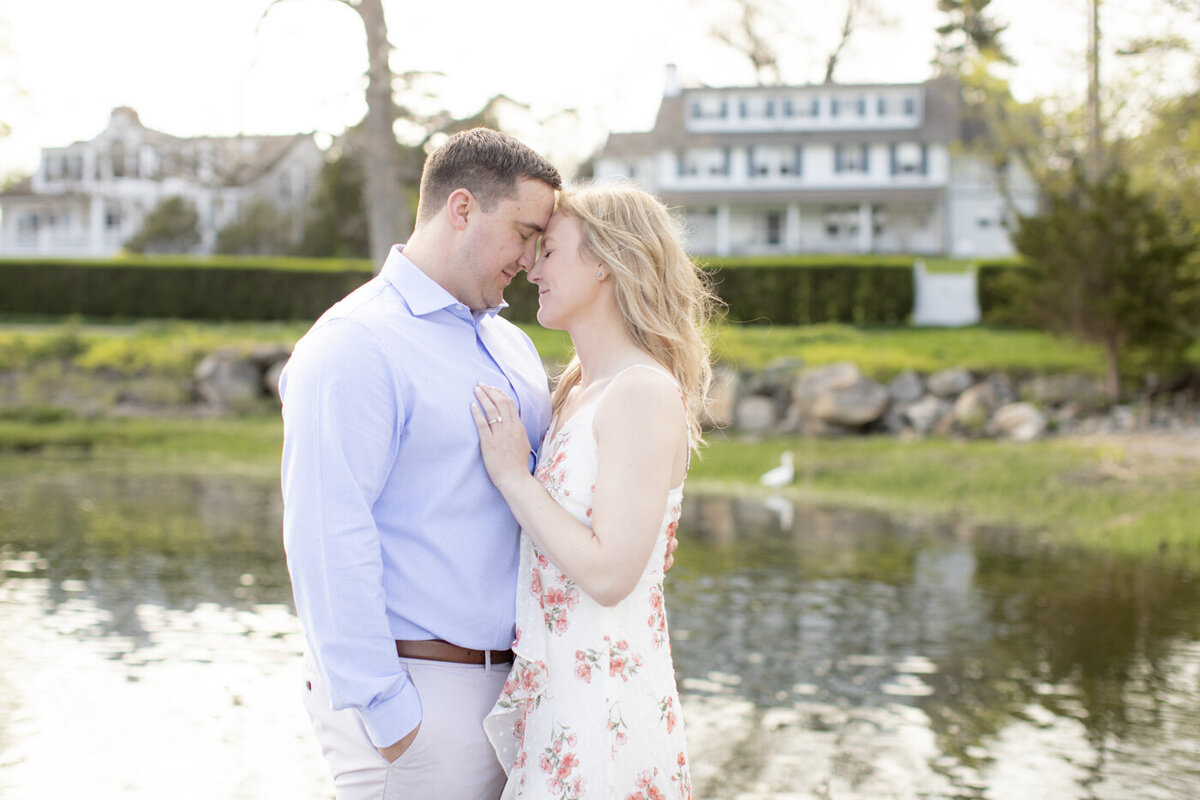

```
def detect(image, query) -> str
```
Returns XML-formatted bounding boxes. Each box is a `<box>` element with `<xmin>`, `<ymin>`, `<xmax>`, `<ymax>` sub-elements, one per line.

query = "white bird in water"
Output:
<box><xmin>759</xmin><ymin>450</ymin><xmax>795</xmax><ymax>488</ymax></box>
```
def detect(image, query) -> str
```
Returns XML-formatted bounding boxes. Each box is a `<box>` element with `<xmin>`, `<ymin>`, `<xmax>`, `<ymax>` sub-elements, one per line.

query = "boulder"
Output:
<box><xmin>1026</xmin><ymin>374</ymin><xmax>1106</xmax><ymax>408</ymax></box>
<box><xmin>810</xmin><ymin>377</ymin><xmax>890</xmax><ymax>427</ymax></box>
<box><xmin>733</xmin><ymin>394</ymin><xmax>777</xmax><ymax>433</ymax></box>
<box><xmin>264</xmin><ymin>359</ymin><xmax>288</xmax><ymax>403</ymax></box>
<box><xmin>953</xmin><ymin>374</ymin><xmax>1013</xmax><ymax>428</ymax></box>
<box><xmin>987</xmin><ymin>402</ymin><xmax>1047</xmax><ymax>441</ymax></box>
<box><xmin>703</xmin><ymin>365</ymin><xmax>740</xmax><ymax>429</ymax></box>
<box><xmin>791</xmin><ymin>361</ymin><xmax>863</xmax><ymax>413</ymax></box>
<box><xmin>927</xmin><ymin>367</ymin><xmax>974</xmax><ymax>398</ymax></box>
<box><xmin>904</xmin><ymin>395</ymin><xmax>951</xmax><ymax>435</ymax></box>
<box><xmin>194</xmin><ymin>349</ymin><xmax>263</xmax><ymax>409</ymax></box>
<box><xmin>888</xmin><ymin>370</ymin><xmax>926</xmax><ymax>405</ymax></box>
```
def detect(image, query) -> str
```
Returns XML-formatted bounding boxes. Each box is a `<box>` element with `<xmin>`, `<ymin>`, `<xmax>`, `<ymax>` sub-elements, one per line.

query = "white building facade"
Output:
<box><xmin>594</xmin><ymin>71</ymin><xmax>1037</xmax><ymax>259</ymax></box>
<box><xmin>0</xmin><ymin>107</ymin><xmax>325</xmax><ymax>257</ymax></box>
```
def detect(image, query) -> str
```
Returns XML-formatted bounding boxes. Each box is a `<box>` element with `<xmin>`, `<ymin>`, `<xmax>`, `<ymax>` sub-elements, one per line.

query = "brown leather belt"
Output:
<box><xmin>395</xmin><ymin>639</ymin><xmax>514</xmax><ymax>665</ymax></box>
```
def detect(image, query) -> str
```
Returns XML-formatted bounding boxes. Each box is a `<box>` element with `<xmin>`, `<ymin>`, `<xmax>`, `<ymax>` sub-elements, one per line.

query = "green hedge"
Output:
<box><xmin>0</xmin><ymin>257</ymin><xmax>374</xmax><ymax>321</ymax></box>
<box><xmin>703</xmin><ymin>262</ymin><xmax>914</xmax><ymax>325</ymax></box>
<box><xmin>977</xmin><ymin>259</ymin><xmax>1038</xmax><ymax>328</ymax></box>
<box><xmin>0</xmin><ymin>255</ymin><xmax>919</xmax><ymax>325</ymax></box>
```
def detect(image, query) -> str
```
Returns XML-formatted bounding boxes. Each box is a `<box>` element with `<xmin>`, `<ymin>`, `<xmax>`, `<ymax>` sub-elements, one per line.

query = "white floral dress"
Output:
<box><xmin>485</xmin><ymin>368</ymin><xmax>692</xmax><ymax>800</ymax></box>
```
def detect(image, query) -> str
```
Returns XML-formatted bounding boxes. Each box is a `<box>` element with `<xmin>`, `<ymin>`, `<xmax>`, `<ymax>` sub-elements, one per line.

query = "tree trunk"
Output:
<box><xmin>353</xmin><ymin>0</ymin><xmax>408</xmax><ymax>270</ymax></box>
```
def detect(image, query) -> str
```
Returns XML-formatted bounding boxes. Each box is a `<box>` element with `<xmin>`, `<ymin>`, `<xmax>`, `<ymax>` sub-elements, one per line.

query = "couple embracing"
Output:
<box><xmin>281</xmin><ymin>128</ymin><xmax>716</xmax><ymax>800</ymax></box>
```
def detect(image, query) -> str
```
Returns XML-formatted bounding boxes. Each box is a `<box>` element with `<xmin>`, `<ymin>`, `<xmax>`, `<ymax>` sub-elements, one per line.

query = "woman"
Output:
<box><xmin>471</xmin><ymin>183</ymin><xmax>717</xmax><ymax>800</ymax></box>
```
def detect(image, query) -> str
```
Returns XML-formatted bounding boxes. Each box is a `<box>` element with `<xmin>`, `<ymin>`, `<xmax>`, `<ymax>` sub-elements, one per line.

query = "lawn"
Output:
<box><xmin>0</xmin><ymin>318</ymin><xmax>1127</xmax><ymax>379</ymax></box>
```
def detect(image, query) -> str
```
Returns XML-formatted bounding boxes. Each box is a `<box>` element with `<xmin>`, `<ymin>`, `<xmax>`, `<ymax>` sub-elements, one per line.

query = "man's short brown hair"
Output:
<box><xmin>416</xmin><ymin>128</ymin><xmax>562</xmax><ymax>224</ymax></box>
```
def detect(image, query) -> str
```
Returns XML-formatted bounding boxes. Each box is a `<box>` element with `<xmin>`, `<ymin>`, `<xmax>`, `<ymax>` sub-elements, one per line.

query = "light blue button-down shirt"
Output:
<box><xmin>280</xmin><ymin>246</ymin><xmax>552</xmax><ymax>747</ymax></box>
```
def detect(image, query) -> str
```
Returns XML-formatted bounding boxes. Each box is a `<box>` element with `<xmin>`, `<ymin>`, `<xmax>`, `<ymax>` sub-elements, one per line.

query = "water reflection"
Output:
<box><xmin>0</xmin><ymin>469</ymin><xmax>1198</xmax><ymax>799</ymax></box>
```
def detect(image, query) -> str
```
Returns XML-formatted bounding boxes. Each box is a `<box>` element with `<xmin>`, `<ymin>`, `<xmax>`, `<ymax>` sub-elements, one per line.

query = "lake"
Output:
<box><xmin>1</xmin><ymin>466</ymin><xmax>1197</xmax><ymax>799</ymax></box>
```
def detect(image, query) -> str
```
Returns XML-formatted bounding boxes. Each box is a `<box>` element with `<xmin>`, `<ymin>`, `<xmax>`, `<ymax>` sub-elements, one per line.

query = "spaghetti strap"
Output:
<box><xmin>601</xmin><ymin>363</ymin><xmax>681</xmax><ymax>398</ymax></box>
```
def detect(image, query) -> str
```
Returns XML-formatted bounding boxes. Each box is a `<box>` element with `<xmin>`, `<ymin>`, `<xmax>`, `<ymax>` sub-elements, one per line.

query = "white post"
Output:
<box><xmin>715</xmin><ymin>204</ymin><xmax>731</xmax><ymax>256</ymax></box>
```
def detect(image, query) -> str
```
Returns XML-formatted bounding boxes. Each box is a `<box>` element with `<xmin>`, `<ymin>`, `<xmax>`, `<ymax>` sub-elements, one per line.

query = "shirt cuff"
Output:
<box><xmin>359</xmin><ymin>677</ymin><xmax>423</xmax><ymax>748</ymax></box>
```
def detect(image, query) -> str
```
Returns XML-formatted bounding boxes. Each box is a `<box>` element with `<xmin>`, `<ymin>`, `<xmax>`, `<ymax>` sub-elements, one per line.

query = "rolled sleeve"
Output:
<box><xmin>280</xmin><ymin>317</ymin><xmax>421</xmax><ymax>747</ymax></box>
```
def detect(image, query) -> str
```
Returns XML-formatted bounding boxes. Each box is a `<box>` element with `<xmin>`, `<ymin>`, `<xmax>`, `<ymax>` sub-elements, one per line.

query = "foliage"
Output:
<box><xmin>933</xmin><ymin>0</ymin><xmax>1012</xmax><ymax>71</ymax></box>
<box><xmin>124</xmin><ymin>196</ymin><xmax>201</xmax><ymax>254</ymax></box>
<box><xmin>214</xmin><ymin>197</ymin><xmax>296</xmax><ymax>256</ymax></box>
<box><xmin>0</xmin><ymin>260</ymin><xmax>370</xmax><ymax>321</ymax></box>
<box><xmin>1010</xmin><ymin>168</ymin><xmax>1199</xmax><ymax>396</ymax></box>
<box><xmin>296</xmin><ymin>151</ymin><xmax>371</xmax><ymax>258</ymax></box>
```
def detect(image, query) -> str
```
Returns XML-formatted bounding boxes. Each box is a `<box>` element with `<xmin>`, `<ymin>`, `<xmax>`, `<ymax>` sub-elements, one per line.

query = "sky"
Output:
<box><xmin>0</xmin><ymin>0</ymin><xmax>1194</xmax><ymax>180</ymax></box>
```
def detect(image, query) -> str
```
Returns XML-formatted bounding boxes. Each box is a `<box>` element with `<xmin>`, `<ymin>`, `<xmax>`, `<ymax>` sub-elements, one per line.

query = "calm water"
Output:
<box><xmin>1</xmin><ymin>466</ymin><xmax>1198</xmax><ymax>799</ymax></box>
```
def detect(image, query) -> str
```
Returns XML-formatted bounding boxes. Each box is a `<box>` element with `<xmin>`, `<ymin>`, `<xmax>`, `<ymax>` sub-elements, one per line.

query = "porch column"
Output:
<box><xmin>89</xmin><ymin>196</ymin><xmax>105</xmax><ymax>254</ymax></box>
<box><xmin>785</xmin><ymin>203</ymin><xmax>801</xmax><ymax>251</ymax></box>
<box><xmin>715</xmin><ymin>203</ymin><xmax>731</xmax><ymax>256</ymax></box>
<box><xmin>857</xmin><ymin>201</ymin><xmax>873</xmax><ymax>253</ymax></box>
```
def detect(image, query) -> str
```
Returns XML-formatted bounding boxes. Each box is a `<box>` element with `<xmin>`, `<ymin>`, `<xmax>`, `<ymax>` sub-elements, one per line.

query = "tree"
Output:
<box><xmin>1011</xmin><ymin>169</ymin><xmax>1198</xmax><ymax>400</ymax></box>
<box><xmin>215</xmin><ymin>197</ymin><xmax>296</xmax><ymax>256</ymax></box>
<box><xmin>124</xmin><ymin>196</ymin><xmax>201</xmax><ymax>254</ymax></box>
<box><xmin>708</xmin><ymin>0</ymin><xmax>782</xmax><ymax>85</ymax></box>
<box><xmin>933</xmin><ymin>0</ymin><xmax>1012</xmax><ymax>73</ymax></box>
<box><xmin>295</xmin><ymin>149</ymin><xmax>371</xmax><ymax>258</ymax></box>
<box><xmin>823</xmin><ymin>0</ymin><xmax>890</xmax><ymax>84</ymax></box>
<box><xmin>262</xmin><ymin>0</ymin><xmax>405</xmax><ymax>268</ymax></box>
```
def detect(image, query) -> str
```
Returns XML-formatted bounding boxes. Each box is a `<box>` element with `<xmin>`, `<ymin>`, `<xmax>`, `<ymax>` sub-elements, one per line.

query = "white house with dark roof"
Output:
<box><xmin>594</xmin><ymin>68</ymin><xmax>1037</xmax><ymax>259</ymax></box>
<box><xmin>0</xmin><ymin>107</ymin><xmax>325</xmax><ymax>256</ymax></box>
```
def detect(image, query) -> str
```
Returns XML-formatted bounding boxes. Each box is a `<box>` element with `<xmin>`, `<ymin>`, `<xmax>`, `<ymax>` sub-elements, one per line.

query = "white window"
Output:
<box><xmin>834</xmin><ymin>144</ymin><xmax>870</xmax><ymax>174</ymax></box>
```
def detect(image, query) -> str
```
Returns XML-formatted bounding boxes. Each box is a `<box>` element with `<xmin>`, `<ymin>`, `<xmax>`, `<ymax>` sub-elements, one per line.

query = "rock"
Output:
<box><xmin>734</xmin><ymin>394</ymin><xmax>777</xmax><ymax>433</ymax></box>
<box><xmin>703</xmin><ymin>365</ymin><xmax>740</xmax><ymax>429</ymax></box>
<box><xmin>264</xmin><ymin>359</ymin><xmax>288</xmax><ymax>403</ymax></box>
<box><xmin>193</xmin><ymin>349</ymin><xmax>263</xmax><ymax>409</ymax></box>
<box><xmin>888</xmin><ymin>370</ymin><xmax>926</xmax><ymax>405</ymax></box>
<box><xmin>953</xmin><ymin>375</ymin><xmax>1013</xmax><ymax>429</ymax></box>
<box><xmin>248</xmin><ymin>345</ymin><xmax>294</xmax><ymax>369</ymax></box>
<box><xmin>791</xmin><ymin>362</ymin><xmax>863</xmax><ymax>412</ymax></box>
<box><xmin>879</xmin><ymin>403</ymin><xmax>911</xmax><ymax>435</ymax></box>
<box><xmin>810</xmin><ymin>377</ymin><xmax>890</xmax><ymax>427</ymax></box>
<box><xmin>927</xmin><ymin>367</ymin><xmax>974</xmax><ymax>398</ymax></box>
<box><xmin>904</xmin><ymin>396</ymin><xmax>951</xmax><ymax>435</ymax></box>
<box><xmin>1026</xmin><ymin>374</ymin><xmax>1106</xmax><ymax>408</ymax></box>
<box><xmin>987</xmin><ymin>402</ymin><xmax>1047</xmax><ymax>441</ymax></box>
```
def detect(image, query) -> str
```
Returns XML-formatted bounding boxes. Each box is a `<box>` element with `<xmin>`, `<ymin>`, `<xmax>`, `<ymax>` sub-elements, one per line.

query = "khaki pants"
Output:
<box><xmin>302</xmin><ymin>654</ymin><xmax>510</xmax><ymax>800</ymax></box>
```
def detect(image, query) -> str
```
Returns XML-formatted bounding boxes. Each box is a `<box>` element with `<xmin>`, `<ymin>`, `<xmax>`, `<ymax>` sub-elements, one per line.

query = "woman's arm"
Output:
<box><xmin>472</xmin><ymin>371</ymin><xmax>686</xmax><ymax>606</ymax></box>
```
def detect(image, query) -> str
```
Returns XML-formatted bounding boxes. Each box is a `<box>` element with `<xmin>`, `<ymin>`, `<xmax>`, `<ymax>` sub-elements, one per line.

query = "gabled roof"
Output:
<box><xmin>599</xmin><ymin>76</ymin><xmax>965</xmax><ymax>158</ymax></box>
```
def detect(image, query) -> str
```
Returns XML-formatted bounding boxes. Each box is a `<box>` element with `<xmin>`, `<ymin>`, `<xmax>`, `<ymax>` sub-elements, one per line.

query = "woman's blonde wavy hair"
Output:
<box><xmin>550</xmin><ymin>182</ymin><xmax>721</xmax><ymax>447</ymax></box>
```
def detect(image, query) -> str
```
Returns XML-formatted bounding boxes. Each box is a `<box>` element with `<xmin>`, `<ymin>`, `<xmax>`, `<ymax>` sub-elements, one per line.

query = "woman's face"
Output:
<box><xmin>527</xmin><ymin>212</ymin><xmax>602</xmax><ymax>331</ymax></box>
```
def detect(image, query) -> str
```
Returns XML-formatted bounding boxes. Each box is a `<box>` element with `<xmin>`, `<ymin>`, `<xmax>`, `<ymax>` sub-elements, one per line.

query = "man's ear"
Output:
<box><xmin>446</xmin><ymin>188</ymin><xmax>474</xmax><ymax>231</ymax></box>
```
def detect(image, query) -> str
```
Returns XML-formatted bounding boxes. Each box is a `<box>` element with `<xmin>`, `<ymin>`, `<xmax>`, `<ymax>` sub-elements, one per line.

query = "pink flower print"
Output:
<box><xmin>541</xmin><ymin>723</ymin><xmax>586</xmax><ymax>799</ymax></box>
<box><xmin>607</xmin><ymin>639</ymin><xmax>643</xmax><ymax>682</ymax></box>
<box><xmin>658</xmin><ymin>696</ymin><xmax>679</xmax><ymax>733</ymax></box>
<box><xmin>531</xmin><ymin>567</ymin><xmax>543</xmax><ymax>600</ymax></box>
<box><xmin>574</xmin><ymin>651</ymin><xmax>593</xmax><ymax>683</ymax></box>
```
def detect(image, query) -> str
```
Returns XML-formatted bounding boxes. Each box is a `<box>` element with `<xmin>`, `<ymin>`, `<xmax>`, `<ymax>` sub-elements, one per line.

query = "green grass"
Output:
<box><xmin>0</xmin><ymin>318</ymin><xmax>1164</xmax><ymax>380</ymax></box>
<box><xmin>706</xmin><ymin>323</ymin><xmax>1108</xmax><ymax>377</ymax></box>
<box><xmin>690</xmin><ymin>434</ymin><xmax>1200</xmax><ymax>565</ymax></box>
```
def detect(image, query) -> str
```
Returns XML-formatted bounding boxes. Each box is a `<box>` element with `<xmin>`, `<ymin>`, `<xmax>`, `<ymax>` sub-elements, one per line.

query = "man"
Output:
<box><xmin>280</xmin><ymin>128</ymin><xmax>561</xmax><ymax>799</ymax></box>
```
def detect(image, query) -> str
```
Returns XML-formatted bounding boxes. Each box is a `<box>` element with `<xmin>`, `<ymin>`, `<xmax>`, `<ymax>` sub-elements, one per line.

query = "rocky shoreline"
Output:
<box><xmin>4</xmin><ymin>347</ymin><xmax>1199</xmax><ymax>444</ymax></box>
<box><xmin>708</xmin><ymin>360</ymin><xmax>1200</xmax><ymax>442</ymax></box>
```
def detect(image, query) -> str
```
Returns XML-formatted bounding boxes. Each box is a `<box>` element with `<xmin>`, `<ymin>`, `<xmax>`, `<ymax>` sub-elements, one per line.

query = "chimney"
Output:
<box><xmin>664</xmin><ymin>63</ymin><xmax>681</xmax><ymax>98</ymax></box>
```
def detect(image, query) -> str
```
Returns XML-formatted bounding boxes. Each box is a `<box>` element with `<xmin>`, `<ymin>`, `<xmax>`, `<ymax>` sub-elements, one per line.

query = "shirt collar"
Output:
<box><xmin>381</xmin><ymin>245</ymin><xmax>507</xmax><ymax>319</ymax></box>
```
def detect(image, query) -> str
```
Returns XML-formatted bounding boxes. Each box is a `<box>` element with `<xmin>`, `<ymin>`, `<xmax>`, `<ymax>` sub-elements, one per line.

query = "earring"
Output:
<box><xmin>596</xmin><ymin>268</ymin><xmax>604</xmax><ymax>280</ymax></box>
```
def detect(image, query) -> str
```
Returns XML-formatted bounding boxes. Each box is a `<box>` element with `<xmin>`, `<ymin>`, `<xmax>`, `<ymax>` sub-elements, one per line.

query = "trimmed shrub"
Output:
<box><xmin>0</xmin><ymin>257</ymin><xmax>373</xmax><ymax>321</ymax></box>
<box><xmin>2</xmin><ymin>254</ymin><xmax>918</xmax><ymax>325</ymax></box>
